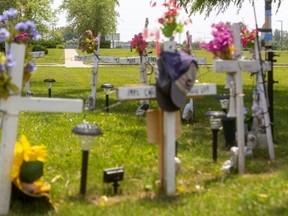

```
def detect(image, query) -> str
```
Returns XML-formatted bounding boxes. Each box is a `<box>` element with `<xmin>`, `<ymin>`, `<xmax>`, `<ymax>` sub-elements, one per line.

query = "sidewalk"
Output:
<box><xmin>64</xmin><ymin>49</ymin><xmax>91</xmax><ymax>68</ymax></box>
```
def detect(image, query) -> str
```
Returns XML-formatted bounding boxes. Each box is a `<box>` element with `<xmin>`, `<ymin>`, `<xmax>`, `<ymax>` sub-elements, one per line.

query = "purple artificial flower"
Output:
<box><xmin>31</xmin><ymin>29</ymin><xmax>40</xmax><ymax>40</ymax></box>
<box><xmin>0</xmin><ymin>65</ymin><xmax>4</xmax><ymax>73</ymax></box>
<box><xmin>25</xmin><ymin>20</ymin><xmax>36</xmax><ymax>30</ymax></box>
<box><xmin>3</xmin><ymin>8</ymin><xmax>18</xmax><ymax>18</ymax></box>
<box><xmin>14</xmin><ymin>22</ymin><xmax>28</xmax><ymax>31</ymax></box>
<box><xmin>25</xmin><ymin>61</ymin><xmax>37</xmax><ymax>73</ymax></box>
<box><xmin>0</xmin><ymin>14</ymin><xmax>8</xmax><ymax>22</ymax></box>
<box><xmin>0</xmin><ymin>28</ymin><xmax>10</xmax><ymax>43</ymax></box>
<box><xmin>5</xmin><ymin>52</ymin><xmax>16</xmax><ymax>69</ymax></box>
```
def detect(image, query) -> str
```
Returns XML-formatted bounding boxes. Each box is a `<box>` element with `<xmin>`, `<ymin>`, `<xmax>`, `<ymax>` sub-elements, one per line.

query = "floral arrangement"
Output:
<box><xmin>130</xmin><ymin>32</ymin><xmax>148</xmax><ymax>56</ymax></box>
<box><xmin>0</xmin><ymin>8</ymin><xmax>39</xmax><ymax>99</ymax></box>
<box><xmin>153</xmin><ymin>0</ymin><xmax>191</xmax><ymax>39</ymax></box>
<box><xmin>200</xmin><ymin>22</ymin><xmax>235</xmax><ymax>60</ymax></box>
<box><xmin>11</xmin><ymin>135</ymin><xmax>51</xmax><ymax>195</ymax></box>
<box><xmin>240</xmin><ymin>24</ymin><xmax>258</xmax><ymax>49</ymax></box>
<box><xmin>78</xmin><ymin>30</ymin><xmax>98</xmax><ymax>54</ymax></box>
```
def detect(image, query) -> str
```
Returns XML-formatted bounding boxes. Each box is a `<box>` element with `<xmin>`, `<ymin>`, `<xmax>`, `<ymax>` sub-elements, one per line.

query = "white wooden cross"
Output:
<box><xmin>0</xmin><ymin>44</ymin><xmax>83</xmax><ymax>215</ymax></box>
<box><xmin>117</xmin><ymin>83</ymin><xmax>216</xmax><ymax>196</ymax></box>
<box><xmin>213</xmin><ymin>23</ymin><xmax>273</xmax><ymax>174</ymax></box>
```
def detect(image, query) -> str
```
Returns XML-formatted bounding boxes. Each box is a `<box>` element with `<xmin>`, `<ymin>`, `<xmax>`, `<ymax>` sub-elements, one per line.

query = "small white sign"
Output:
<box><xmin>75</xmin><ymin>55</ymin><xmax>97</xmax><ymax>62</ymax></box>
<box><xmin>117</xmin><ymin>85</ymin><xmax>156</xmax><ymax>100</ymax></box>
<box><xmin>118</xmin><ymin>57</ymin><xmax>140</xmax><ymax>64</ymax></box>
<box><xmin>75</xmin><ymin>55</ymin><xmax>119</xmax><ymax>63</ymax></box>
<box><xmin>105</xmin><ymin>33</ymin><xmax>120</xmax><ymax>41</ymax></box>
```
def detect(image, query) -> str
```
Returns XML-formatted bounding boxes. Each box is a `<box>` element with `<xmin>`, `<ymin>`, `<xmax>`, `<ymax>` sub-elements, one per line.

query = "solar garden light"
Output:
<box><xmin>216</xmin><ymin>94</ymin><xmax>229</xmax><ymax>113</ymax></box>
<box><xmin>205</xmin><ymin>111</ymin><xmax>226</xmax><ymax>162</ymax></box>
<box><xmin>103</xmin><ymin>167</ymin><xmax>124</xmax><ymax>194</ymax></box>
<box><xmin>43</xmin><ymin>79</ymin><xmax>56</xmax><ymax>97</ymax></box>
<box><xmin>216</xmin><ymin>94</ymin><xmax>236</xmax><ymax>149</ymax></box>
<box><xmin>72</xmin><ymin>124</ymin><xmax>102</xmax><ymax>196</ymax></box>
<box><xmin>101</xmin><ymin>83</ymin><xmax>114</xmax><ymax>113</ymax></box>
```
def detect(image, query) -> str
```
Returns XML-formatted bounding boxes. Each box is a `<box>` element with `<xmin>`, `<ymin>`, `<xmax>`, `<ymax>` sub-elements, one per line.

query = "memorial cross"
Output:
<box><xmin>0</xmin><ymin>44</ymin><xmax>83</xmax><ymax>215</ymax></box>
<box><xmin>116</xmin><ymin>83</ymin><xmax>216</xmax><ymax>196</ymax></box>
<box><xmin>213</xmin><ymin>23</ymin><xmax>273</xmax><ymax>174</ymax></box>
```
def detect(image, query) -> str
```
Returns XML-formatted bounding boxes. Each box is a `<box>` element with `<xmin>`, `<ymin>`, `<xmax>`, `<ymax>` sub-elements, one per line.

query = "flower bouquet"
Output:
<box><xmin>130</xmin><ymin>32</ymin><xmax>148</xmax><ymax>56</ymax></box>
<box><xmin>0</xmin><ymin>8</ymin><xmax>39</xmax><ymax>99</ymax></box>
<box><xmin>78</xmin><ymin>30</ymin><xmax>99</xmax><ymax>54</ymax></box>
<box><xmin>200</xmin><ymin>22</ymin><xmax>235</xmax><ymax>60</ymax></box>
<box><xmin>157</xmin><ymin>0</ymin><xmax>184</xmax><ymax>39</ymax></box>
<box><xmin>11</xmin><ymin>135</ymin><xmax>51</xmax><ymax>196</ymax></box>
<box><xmin>240</xmin><ymin>24</ymin><xmax>258</xmax><ymax>49</ymax></box>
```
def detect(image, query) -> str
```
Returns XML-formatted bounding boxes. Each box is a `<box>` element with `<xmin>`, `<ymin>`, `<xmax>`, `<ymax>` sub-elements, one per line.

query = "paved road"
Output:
<box><xmin>64</xmin><ymin>49</ymin><xmax>91</xmax><ymax>68</ymax></box>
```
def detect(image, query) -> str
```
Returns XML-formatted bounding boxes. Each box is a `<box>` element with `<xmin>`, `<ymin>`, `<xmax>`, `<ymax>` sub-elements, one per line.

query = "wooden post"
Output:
<box><xmin>163</xmin><ymin>111</ymin><xmax>176</xmax><ymax>195</ymax></box>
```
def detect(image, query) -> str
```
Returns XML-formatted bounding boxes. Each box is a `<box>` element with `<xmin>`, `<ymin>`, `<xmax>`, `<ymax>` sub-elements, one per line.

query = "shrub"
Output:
<box><xmin>32</xmin><ymin>45</ymin><xmax>48</xmax><ymax>54</ymax></box>
<box><xmin>100</xmin><ymin>40</ymin><xmax>111</xmax><ymax>48</ymax></box>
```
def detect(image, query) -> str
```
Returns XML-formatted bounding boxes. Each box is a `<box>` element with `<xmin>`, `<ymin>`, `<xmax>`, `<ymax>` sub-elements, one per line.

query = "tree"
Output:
<box><xmin>175</xmin><ymin>0</ymin><xmax>282</xmax><ymax>17</ymax></box>
<box><xmin>61</xmin><ymin>0</ymin><xmax>119</xmax><ymax>37</ymax></box>
<box><xmin>1</xmin><ymin>0</ymin><xmax>56</xmax><ymax>34</ymax></box>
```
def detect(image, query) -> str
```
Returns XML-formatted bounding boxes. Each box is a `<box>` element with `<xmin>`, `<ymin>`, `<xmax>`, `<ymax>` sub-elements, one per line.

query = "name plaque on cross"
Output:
<box><xmin>116</xmin><ymin>84</ymin><xmax>216</xmax><ymax>100</ymax></box>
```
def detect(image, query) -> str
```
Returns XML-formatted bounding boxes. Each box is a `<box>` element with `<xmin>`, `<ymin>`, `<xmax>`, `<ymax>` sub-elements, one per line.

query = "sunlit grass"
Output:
<box><xmin>4</xmin><ymin>49</ymin><xmax>288</xmax><ymax>215</ymax></box>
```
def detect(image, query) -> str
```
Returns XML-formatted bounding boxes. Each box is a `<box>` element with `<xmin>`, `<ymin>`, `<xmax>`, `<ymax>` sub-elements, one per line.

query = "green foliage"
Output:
<box><xmin>100</xmin><ymin>41</ymin><xmax>111</xmax><ymax>49</ymax></box>
<box><xmin>177</xmin><ymin>0</ymin><xmax>282</xmax><ymax>17</ymax></box>
<box><xmin>32</xmin><ymin>40</ymin><xmax>59</xmax><ymax>49</ymax></box>
<box><xmin>32</xmin><ymin>45</ymin><xmax>48</xmax><ymax>55</ymax></box>
<box><xmin>61</xmin><ymin>0</ymin><xmax>119</xmax><ymax>36</ymax></box>
<box><xmin>4</xmin><ymin>0</ymin><xmax>56</xmax><ymax>34</ymax></box>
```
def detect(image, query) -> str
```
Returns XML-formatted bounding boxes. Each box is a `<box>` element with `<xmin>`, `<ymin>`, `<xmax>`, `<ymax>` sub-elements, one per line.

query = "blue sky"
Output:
<box><xmin>53</xmin><ymin>0</ymin><xmax>287</xmax><ymax>42</ymax></box>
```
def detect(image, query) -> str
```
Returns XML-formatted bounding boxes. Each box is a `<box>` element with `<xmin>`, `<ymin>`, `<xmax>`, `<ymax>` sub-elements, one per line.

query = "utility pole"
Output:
<box><xmin>262</xmin><ymin>0</ymin><xmax>278</xmax><ymax>138</ymax></box>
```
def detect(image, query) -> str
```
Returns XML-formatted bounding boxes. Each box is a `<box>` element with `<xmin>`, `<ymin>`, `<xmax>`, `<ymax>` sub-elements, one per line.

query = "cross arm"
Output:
<box><xmin>213</xmin><ymin>59</ymin><xmax>271</xmax><ymax>73</ymax></box>
<box><xmin>0</xmin><ymin>97</ymin><xmax>83</xmax><ymax>115</ymax></box>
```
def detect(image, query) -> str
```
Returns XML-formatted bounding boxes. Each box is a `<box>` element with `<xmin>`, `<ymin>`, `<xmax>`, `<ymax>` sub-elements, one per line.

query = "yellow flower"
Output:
<box><xmin>11</xmin><ymin>134</ymin><xmax>48</xmax><ymax>193</ymax></box>
<box><xmin>0</xmin><ymin>53</ymin><xmax>6</xmax><ymax>65</ymax></box>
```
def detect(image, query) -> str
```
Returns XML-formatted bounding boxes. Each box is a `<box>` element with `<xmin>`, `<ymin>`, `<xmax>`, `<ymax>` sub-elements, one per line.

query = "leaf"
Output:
<box><xmin>20</xmin><ymin>161</ymin><xmax>44</xmax><ymax>183</ymax></box>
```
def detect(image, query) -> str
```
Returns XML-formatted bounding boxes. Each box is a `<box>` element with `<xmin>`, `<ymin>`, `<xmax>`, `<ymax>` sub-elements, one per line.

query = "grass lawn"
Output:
<box><xmin>3</xmin><ymin>49</ymin><xmax>288</xmax><ymax>216</ymax></box>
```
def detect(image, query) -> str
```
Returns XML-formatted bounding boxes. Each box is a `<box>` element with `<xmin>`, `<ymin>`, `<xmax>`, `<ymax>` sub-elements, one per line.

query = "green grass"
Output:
<box><xmin>33</xmin><ymin>49</ymin><xmax>65</xmax><ymax>65</ymax></box>
<box><xmin>3</xmin><ymin>49</ymin><xmax>288</xmax><ymax>216</ymax></box>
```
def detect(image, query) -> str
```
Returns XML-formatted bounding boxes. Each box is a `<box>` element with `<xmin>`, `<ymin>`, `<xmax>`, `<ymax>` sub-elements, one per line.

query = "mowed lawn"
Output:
<box><xmin>3</xmin><ymin>48</ymin><xmax>288</xmax><ymax>216</ymax></box>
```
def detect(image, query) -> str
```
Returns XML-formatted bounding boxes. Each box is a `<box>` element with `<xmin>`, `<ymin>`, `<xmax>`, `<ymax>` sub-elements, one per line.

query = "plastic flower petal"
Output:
<box><xmin>14</xmin><ymin>22</ymin><xmax>28</xmax><ymax>31</ymax></box>
<box><xmin>4</xmin><ymin>52</ymin><xmax>16</xmax><ymax>69</ymax></box>
<box><xmin>0</xmin><ymin>28</ymin><xmax>10</xmax><ymax>43</ymax></box>
<box><xmin>3</xmin><ymin>8</ymin><xmax>18</xmax><ymax>18</ymax></box>
<box><xmin>25</xmin><ymin>60</ymin><xmax>37</xmax><ymax>73</ymax></box>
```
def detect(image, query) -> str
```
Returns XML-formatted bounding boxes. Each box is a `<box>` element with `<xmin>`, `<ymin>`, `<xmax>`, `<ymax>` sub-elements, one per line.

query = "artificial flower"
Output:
<box><xmin>200</xmin><ymin>22</ymin><xmax>235</xmax><ymax>60</ymax></box>
<box><xmin>78</xmin><ymin>30</ymin><xmax>98</xmax><ymax>54</ymax></box>
<box><xmin>0</xmin><ymin>52</ymin><xmax>18</xmax><ymax>99</ymax></box>
<box><xmin>130</xmin><ymin>32</ymin><xmax>148</xmax><ymax>55</ymax></box>
<box><xmin>0</xmin><ymin>7</ymin><xmax>40</xmax><ymax>99</ymax></box>
<box><xmin>11</xmin><ymin>135</ymin><xmax>49</xmax><ymax>194</ymax></box>
<box><xmin>156</xmin><ymin>0</ymin><xmax>191</xmax><ymax>38</ymax></box>
<box><xmin>240</xmin><ymin>24</ymin><xmax>258</xmax><ymax>49</ymax></box>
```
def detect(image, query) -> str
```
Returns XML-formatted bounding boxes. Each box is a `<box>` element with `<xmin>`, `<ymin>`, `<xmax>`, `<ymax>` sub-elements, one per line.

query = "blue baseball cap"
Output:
<box><xmin>156</xmin><ymin>51</ymin><xmax>198</xmax><ymax>112</ymax></box>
